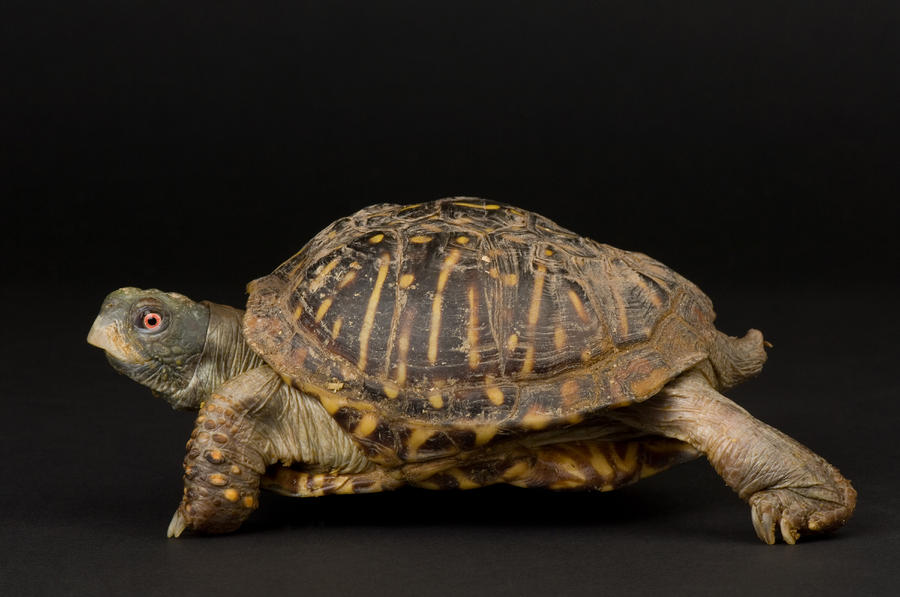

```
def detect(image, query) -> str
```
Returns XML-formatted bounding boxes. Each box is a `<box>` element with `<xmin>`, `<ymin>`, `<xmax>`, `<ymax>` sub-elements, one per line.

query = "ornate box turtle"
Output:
<box><xmin>88</xmin><ymin>198</ymin><xmax>856</xmax><ymax>543</ymax></box>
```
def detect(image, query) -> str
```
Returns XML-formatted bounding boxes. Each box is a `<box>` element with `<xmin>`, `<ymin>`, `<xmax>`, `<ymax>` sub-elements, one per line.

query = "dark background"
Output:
<box><xmin>2</xmin><ymin>1</ymin><xmax>898</xmax><ymax>595</ymax></box>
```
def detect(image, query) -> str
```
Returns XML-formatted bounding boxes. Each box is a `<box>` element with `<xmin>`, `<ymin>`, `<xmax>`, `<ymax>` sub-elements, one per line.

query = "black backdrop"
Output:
<box><xmin>2</xmin><ymin>2</ymin><xmax>898</xmax><ymax>595</ymax></box>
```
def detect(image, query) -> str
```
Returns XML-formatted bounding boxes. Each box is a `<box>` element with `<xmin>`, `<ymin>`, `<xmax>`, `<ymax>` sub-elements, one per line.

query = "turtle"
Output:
<box><xmin>87</xmin><ymin>197</ymin><xmax>856</xmax><ymax>544</ymax></box>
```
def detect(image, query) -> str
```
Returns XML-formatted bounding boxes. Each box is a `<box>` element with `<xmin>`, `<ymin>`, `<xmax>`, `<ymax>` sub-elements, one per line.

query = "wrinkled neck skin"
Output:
<box><xmin>168</xmin><ymin>302</ymin><xmax>265</xmax><ymax>410</ymax></box>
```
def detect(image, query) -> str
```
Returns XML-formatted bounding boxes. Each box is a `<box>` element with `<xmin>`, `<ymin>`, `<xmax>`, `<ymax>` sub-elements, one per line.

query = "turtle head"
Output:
<box><xmin>88</xmin><ymin>288</ymin><xmax>210</xmax><ymax>406</ymax></box>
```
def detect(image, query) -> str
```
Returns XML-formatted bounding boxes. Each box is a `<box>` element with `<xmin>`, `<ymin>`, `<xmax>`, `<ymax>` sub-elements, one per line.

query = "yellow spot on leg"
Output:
<box><xmin>357</xmin><ymin>252</ymin><xmax>391</xmax><ymax>371</ymax></box>
<box><xmin>223</xmin><ymin>488</ymin><xmax>239</xmax><ymax>502</ymax></box>
<box><xmin>208</xmin><ymin>473</ymin><xmax>228</xmax><ymax>486</ymax></box>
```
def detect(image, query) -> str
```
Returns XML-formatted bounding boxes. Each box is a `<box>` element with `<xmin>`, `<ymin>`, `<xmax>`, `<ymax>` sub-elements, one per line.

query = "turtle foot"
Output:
<box><xmin>749</xmin><ymin>474</ymin><xmax>857</xmax><ymax>544</ymax></box>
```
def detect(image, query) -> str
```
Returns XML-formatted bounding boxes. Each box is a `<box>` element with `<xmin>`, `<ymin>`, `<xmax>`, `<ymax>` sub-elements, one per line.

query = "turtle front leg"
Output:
<box><xmin>168</xmin><ymin>367</ymin><xmax>282</xmax><ymax>537</ymax></box>
<box><xmin>611</xmin><ymin>371</ymin><xmax>857</xmax><ymax>544</ymax></box>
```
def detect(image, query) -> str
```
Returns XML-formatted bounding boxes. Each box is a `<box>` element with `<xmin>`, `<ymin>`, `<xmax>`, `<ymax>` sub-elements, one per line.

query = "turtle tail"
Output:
<box><xmin>709</xmin><ymin>328</ymin><xmax>768</xmax><ymax>389</ymax></box>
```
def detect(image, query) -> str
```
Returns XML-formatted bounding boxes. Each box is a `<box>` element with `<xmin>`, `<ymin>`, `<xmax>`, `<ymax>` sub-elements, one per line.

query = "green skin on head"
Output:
<box><xmin>87</xmin><ymin>288</ymin><xmax>214</xmax><ymax>408</ymax></box>
<box><xmin>89</xmin><ymin>287</ymin><xmax>857</xmax><ymax>543</ymax></box>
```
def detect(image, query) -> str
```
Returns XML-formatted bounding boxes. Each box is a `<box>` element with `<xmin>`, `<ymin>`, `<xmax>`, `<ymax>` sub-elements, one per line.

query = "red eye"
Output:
<box><xmin>142</xmin><ymin>312</ymin><xmax>163</xmax><ymax>329</ymax></box>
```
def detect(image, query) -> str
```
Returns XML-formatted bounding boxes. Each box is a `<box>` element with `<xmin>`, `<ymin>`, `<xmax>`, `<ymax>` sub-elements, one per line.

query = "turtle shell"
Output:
<box><xmin>244</xmin><ymin>198</ymin><xmax>717</xmax><ymax>465</ymax></box>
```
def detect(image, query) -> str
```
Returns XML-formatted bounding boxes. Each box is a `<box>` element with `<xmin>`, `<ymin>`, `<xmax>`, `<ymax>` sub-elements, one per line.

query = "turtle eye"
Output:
<box><xmin>135</xmin><ymin>306</ymin><xmax>168</xmax><ymax>333</ymax></box>
<box><xmin>143</xmin><ymin>312</ymin><xmax>162</xmax><ymax>330</ymax></box>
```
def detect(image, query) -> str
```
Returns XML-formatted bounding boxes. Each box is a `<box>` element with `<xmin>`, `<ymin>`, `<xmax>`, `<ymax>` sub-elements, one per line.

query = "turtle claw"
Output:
<box><xmin>167</xmin><ymin>507</ymin><xmax>188</xmax><ymax>539</ymax></box>
<box><xmin>749</xmin><ymin>481</ymin><xmax>856</xmax><ymax>545</ymax></box>
<box><xmin>751</xmin><ymin>501</ymin><xmax>776</xmax><ymax>544</ymax></box>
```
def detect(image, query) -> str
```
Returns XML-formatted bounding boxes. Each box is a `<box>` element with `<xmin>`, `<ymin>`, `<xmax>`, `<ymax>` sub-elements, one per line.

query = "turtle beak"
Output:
<box><xmin>87</xmin><ymin>314</ymin><xmax>144</xmax><ymax>364</ymax></box>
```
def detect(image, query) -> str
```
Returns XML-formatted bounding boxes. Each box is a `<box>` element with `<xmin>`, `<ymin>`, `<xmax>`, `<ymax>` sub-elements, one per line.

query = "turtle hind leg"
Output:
<box><xmin>611</xmin><ymin>370</ymin><xmax>857</xmax><ymax>544</ymax></box>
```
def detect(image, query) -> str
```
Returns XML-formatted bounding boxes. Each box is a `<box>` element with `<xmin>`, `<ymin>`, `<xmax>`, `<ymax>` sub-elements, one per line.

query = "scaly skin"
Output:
<box><xmin>611</xmin><ymin>370</ymin><xmax>856</xmax><ymax>544</ymax></box>
<box><xmin>168</xmin><ymin>365</ymin><xmax>373</xmax><ymax>536</ymax></box>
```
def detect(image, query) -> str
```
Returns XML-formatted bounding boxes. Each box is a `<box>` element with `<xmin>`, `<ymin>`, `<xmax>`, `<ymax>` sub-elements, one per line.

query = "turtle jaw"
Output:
<box><xmin>88</xmin><ymin>316</ymin><xmax>148</xmax><ymax>366</ymax></box>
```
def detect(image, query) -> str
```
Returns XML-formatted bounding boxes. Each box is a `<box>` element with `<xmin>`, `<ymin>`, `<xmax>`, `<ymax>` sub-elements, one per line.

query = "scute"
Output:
<box><xmin>245</xmin><ymin>198</ymin><xmax>718</xmax><ymax>465</ymax></box>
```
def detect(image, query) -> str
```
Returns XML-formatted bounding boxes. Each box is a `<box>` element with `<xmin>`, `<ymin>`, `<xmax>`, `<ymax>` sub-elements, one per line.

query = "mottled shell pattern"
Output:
<box><xmin>245</xmin><ymin>198</ymin><xmax>717</xmax><ymax>466</ymax></box>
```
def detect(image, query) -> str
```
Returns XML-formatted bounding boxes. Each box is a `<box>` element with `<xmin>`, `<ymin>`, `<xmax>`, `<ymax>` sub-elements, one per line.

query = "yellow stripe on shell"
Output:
<box><xmin>448</xmin><ymin>468</ymin><xmax>481</xmax><ymax>490</ymax></box>
<box><xmin>396</xmin><ymin>325</ymin><xmax>410</xmax><ymax>386</ymax></box>
<box><xmin>315</xmin><ymin>298</ymin><xmax>333</xmax><ymax>322</ymax></box>
<box><xmin>610</xmin><ymin>442</ymin><xmax>639</xmax><ymax>473</ymax></box>
<box><xmin>485</xmin><ymin>385</ymin><xmax>504</xmax><ymax>406</ymax></box>
<box><xmin>554</xmin><ymin>326</ymin><xmax>566</xmax><ymax>350</ymax></box>
<box><xmin>383</xmin><ymin>381</ymin><xmax>400</xmax><ymax>399</ymax></box>
<box><xmin>473</xmin><ymin>425</ymin><xmax>497</xmax><ymax>446</ymax></box>
<box><xmin>568</xmin><ymin>289</ymin><xmax>590</xmax><ymax>322</ymax></box>
<box><xmin>452</xmin><ymin>201</ymin><xmax>501</xmax><ymax>210</ymax></box>
<box><xmin>407</xmin><ymin>428</ymin><xmax>432</xmax><ymax>455</ymax></box>
<box><xmin>338</xmin><ymin>270</ymin><xmax>358</xmax><ymax>289</ymax></box>
<box><xmin>357</xmin><ymin>252</ymin><xmax>391</xmax><ymax>371</ymax></box>
<box><xmin>521</xmin><ymin>265</ymin><xmax>546</xmax><ymax>374</ymax></box>
<box><xmin>561</xmin><ymin>379</ymin><xmax>579</xmax><ymax>400</ymax></box>
<box><xmin>588</xmin><ymin>444</ymin><xmax>614</xmax><ymax>479</ymax></box>
<box><xmin>428</xmin><ymin>249</ymin><xmax>461</xmax><ymax>364</ymax></box>
<box><xmin>355</xmin><ymin>413</ymin><xmax>379</xmax><ymax>436</ymax></box>
<box><xmin>467</xmin><ymin>285</ymin><xmax>480</xmax><ymax>368</ymax></box>
<box><xmin>520</xmin><ymin>411</ymin><xmax>549</xmax><ymax>430</ymax></box>
<box><xmin>310</xmin><ymin>258</ymin><xmax>340</xmax><ymax>289</ymax></box>
<box><xmin>507</xmin><ymin>334</ymin><xmax>518</xmax><ymax>352</ymax></box>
